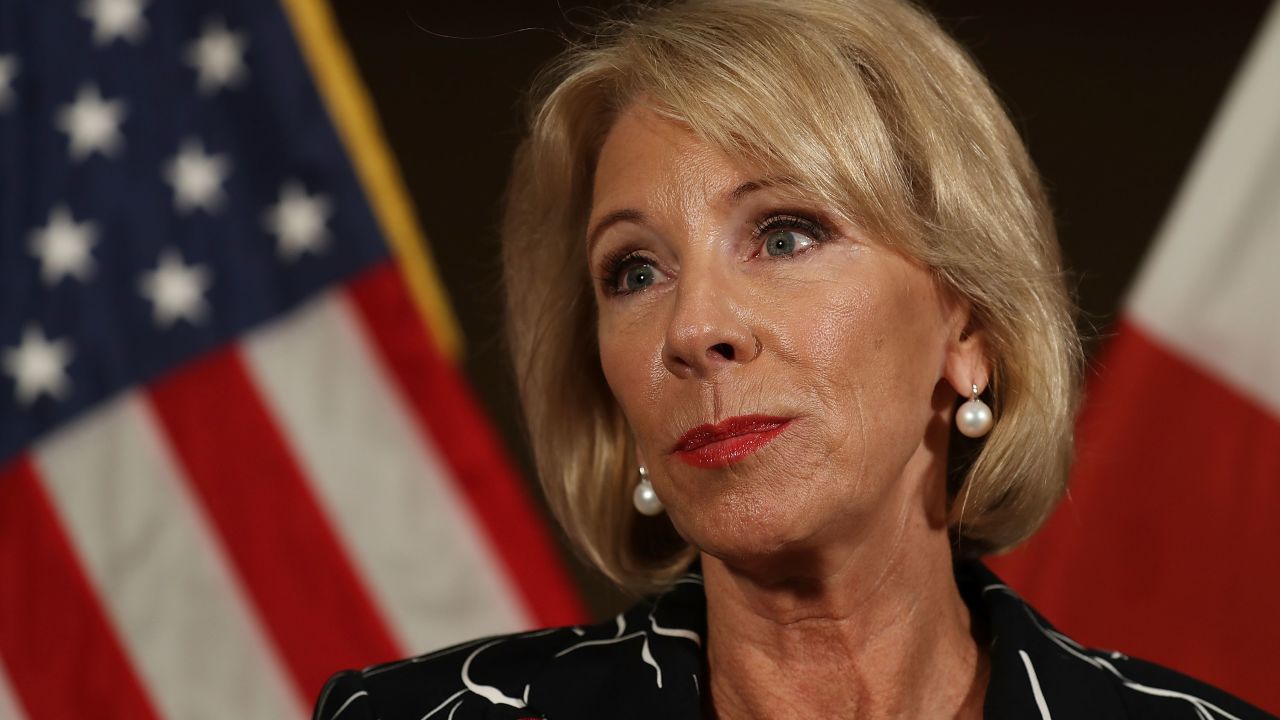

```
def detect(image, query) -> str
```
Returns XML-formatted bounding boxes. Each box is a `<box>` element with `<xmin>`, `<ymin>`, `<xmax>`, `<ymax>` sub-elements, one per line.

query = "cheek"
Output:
<box><xmin>781</xmin><ymin>265</ymin><xmax>944</xmax><ymax>476</ymax></box>
<box><xmin>597</xmin><ymin>308</ymin><xmax>666</xmax><ymax>428</ymax></box>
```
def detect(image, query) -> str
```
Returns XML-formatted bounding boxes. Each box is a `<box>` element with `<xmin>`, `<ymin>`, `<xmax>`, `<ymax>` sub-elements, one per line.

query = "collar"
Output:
<box><xmin>521</xmin><ymin>558</ymin><xmax>1127</xmax><ymax>719</ymax></box>
<box><xmin>485</xmin><ymin>558</ymin><xmax>1256</xmax><ymax>719</ymax></box>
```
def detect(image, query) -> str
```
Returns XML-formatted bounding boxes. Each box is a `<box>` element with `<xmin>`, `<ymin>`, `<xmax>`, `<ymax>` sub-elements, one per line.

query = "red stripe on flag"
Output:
<box><xmin>346</xmin><ymin>262</ymin><xmax>587</xmax><ymax>627</ymax></box>
<box><xmin>146</xmin><ymin>347</ymin><xmax>404</xmax><ymax>702</ymax></box>
<box><xmin>0</xmin><ymin>455</ymin><xmax>162</xmax><ymax>720</ymax></box>
<box><xmin>988</xmin><ymin>317</ymin><xmax>1280</xmax><ymax>714</ymax></box>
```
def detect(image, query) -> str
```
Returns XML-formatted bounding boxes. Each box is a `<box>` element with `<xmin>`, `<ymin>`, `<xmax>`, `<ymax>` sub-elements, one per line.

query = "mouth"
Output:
<box><xmin>672</xmin><ymin>415</ymin><xmax>792</xmax><ymax>469</ymax></box>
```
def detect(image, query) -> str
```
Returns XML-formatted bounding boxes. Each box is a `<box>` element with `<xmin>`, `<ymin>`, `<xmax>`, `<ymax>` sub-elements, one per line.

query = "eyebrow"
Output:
<box><xmin>728</xmin><ymin>178</ymin><xmax>771</xmax><ymax>201</ymax></box>
<box><xmin>585</xmin><ymin>208</ymin><xmax>646</xmax><ymax>256</ymax></box>
<box><xmin>584</xmin><ymin>178</ymin><xmax>786</xmax><ymax>255</ymax></box>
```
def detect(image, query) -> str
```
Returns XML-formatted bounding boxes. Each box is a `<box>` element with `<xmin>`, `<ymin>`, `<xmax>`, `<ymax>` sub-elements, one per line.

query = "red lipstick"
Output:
<box><xmin>673</xmin><ymin>415</ymin><xmax>791</xmax><ymax>468</ymax></box>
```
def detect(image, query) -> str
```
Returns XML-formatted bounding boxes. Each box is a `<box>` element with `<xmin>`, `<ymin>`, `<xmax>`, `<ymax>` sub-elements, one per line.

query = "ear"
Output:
<box><xmin>941</xmin><ymin>297</ymin><xmax>990</xmax><ymax>398</ymax></box>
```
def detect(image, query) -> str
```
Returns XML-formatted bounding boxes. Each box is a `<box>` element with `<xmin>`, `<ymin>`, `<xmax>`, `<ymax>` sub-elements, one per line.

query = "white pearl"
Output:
<box><xmin>956</xmin><ymin>398</ymin><xmax>993</xmax><ymax>438</ymax></box>
<box><xmin>633</xmin><ymin>479</ymin><xmax>665</xmax><ymax>516</ymax></box>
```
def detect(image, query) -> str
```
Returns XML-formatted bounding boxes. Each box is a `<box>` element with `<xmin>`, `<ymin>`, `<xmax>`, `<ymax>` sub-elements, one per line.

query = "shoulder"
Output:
<box><xmin>312</xmin><ymin>571</ymin><xmax>707</xmax><ymax>720</ymax></box>
<box><xmin>991</xmin><ymin>614</ymin><xmax>1274</xmax><ymax>719</ymax></box>
<box><xmin>962</xmin><ymin>562</ymin><xmax>1275</xmax><ymax>719</ymax></box>
<box><xmin>1103</xmin><ymin>652</ymin><xmax>1276</xmax><ymax>719</ymax></box>
<box><xmin>311</xmin><ymin>627</ymin><xmax>584</xmax><ymax>720</ymax></box>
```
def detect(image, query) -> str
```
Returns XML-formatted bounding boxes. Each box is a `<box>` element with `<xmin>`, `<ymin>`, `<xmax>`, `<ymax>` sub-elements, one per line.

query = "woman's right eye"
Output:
<box><xmin>601</xmin><ymin>253</ymin><xmax>667</xmax><ymax>297</ymax></box>
<box><xmin>621</xmin><ymin>262</ymin><xmax>658</xmax><ymax>291</ymax></box>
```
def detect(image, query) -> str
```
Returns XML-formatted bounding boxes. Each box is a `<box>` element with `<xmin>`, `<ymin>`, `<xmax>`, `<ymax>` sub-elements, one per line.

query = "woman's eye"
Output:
<box><xmin>622</xmin><ymin>262</ymin><xmax>659</xmax><ymax>291</ymax></box>
<box><xmin>763</xmin><ymin>228</ymin><xmax>816</xmax><ymax>257</ymax></box>
<box><xmin>603</xmin><ymin>255</ymin><xmax>666</xmax><ymax>296</ymax></box>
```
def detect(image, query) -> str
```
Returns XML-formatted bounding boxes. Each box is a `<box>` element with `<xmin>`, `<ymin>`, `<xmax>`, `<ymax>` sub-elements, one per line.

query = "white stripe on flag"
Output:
<box><xmin>0</xmin><ymin>655</ymin><xmax>27</xmax><ymax>720</ymax></box>
<box><xmin>33</xmin><ymin>394</ymin><xmax>302</xmax><ymax>720</ymax></box>
<box><xmin>242</xmin><ymin>290</ymin><xmax>528</xmax><ymax>654</ymax></box>
<box><xmin>1128</xmin><ymin>3</ymin><xmax>1280</xmax><ymax>416</ymax></box>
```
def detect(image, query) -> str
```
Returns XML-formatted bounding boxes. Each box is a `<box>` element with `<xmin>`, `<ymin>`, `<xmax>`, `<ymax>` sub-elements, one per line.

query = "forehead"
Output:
<box><xmin>591</xmin><ymin>104</ymin><xmax>749</xmax><ymax>214</ymax></box>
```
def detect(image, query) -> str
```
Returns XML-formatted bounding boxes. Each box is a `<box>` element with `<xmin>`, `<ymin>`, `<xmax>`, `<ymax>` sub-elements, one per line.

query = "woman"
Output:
<box><xmin>315</xmin><ymin>0</ymin><xmax>1273</xmax><ymax>718</ymax></box>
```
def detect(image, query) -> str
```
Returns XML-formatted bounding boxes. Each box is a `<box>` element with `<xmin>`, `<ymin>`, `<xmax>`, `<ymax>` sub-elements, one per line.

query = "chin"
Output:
<box><xmin>665</xmin><ymin>479</ymin><xmax>821</xmax><ymax>567</ymax></box>
<box><xmin>657</xmin><ymin>431</ymin><xmax>857</xmax><ymax>568</ymax></box>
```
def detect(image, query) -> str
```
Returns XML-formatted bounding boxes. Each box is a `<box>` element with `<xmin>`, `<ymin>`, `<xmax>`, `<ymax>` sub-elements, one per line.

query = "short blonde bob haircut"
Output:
<box><xmin>502</xmin><ymin>0</ymin><xmax>1083</xmax><ymax>593</ymax></box>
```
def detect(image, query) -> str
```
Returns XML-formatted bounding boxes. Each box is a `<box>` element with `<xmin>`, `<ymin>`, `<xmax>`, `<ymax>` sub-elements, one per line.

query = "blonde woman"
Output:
<box><xmin>314</xmin><ymin>1</ymin><xmax>1273</xmax><ymax>718</ymax></box>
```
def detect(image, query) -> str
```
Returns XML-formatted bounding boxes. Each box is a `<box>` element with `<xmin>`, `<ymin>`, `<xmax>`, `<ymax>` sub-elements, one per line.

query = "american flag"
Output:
<box><xmin>0</xmin><ymin>0</ymin><xmax>583</xmax><ymax>718</ymax></box>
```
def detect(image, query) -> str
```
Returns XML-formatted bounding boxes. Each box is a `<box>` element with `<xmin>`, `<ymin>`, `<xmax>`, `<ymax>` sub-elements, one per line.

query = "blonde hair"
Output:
<box><xmin>502</xmin><ymin>0</ymin><xmax>1083</xmax><ymax>593</ymax></box>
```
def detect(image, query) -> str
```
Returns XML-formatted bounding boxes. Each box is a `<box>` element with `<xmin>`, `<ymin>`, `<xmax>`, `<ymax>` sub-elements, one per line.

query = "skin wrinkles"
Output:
<box><xmin>591</xmin><ymin>103</ymin><xmax>990</xmax><ymax>718</ymax></box>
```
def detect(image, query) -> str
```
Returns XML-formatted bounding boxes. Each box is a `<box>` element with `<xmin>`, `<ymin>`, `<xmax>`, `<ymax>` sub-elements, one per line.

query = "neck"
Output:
<box><xmin>700</xmin><ymin>458</ymin><xmax>989</xmax><ymax>718</ymax></box>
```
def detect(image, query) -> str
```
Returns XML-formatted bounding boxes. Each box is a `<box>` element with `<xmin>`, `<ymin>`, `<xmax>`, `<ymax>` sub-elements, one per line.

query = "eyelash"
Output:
<box><xmin>596</xmin><ymin>211</ymin><xmax>830</xmax><ymax>298</ymax></box>
<box><xmin>753</xmin><ymin>213</ymin><xmax>828</xmax><ymax>252</ymax></box>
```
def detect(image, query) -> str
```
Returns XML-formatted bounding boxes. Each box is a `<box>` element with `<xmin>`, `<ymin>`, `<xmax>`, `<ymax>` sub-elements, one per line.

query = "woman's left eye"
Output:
<box><xmin>762</xmin><ymin>228</ymin><xmax>816</xmax><ymax>257</ymax></box>
<box><xmin>754</xmin><ymin>214</ymin><xmax>825</xmax><ymax>258</ymax></box>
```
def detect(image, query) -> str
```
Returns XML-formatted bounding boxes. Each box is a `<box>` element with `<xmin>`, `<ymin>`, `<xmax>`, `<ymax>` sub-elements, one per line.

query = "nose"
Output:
<box><xmin>661</xmin><ymin>265</ymin><xmax>760</xmax><ymax>380</ymax></box>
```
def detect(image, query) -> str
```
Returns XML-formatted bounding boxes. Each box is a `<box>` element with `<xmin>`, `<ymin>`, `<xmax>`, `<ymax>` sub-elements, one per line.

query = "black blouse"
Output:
<box><xmin>313</xmin><ymin>560</ymin><xmax>1273</xmax><ymax>719</ymax></box>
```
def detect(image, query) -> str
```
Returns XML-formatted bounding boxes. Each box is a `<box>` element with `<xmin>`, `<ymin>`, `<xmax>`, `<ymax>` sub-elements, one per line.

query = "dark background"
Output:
<box><xmin>329</xmin><ymin>0</ymin><xmax>1273</xmax><ymax>618</ymax></box>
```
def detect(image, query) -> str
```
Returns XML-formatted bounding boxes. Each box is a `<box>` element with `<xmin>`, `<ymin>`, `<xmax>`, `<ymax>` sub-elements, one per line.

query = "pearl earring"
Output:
<box><xmin>633</xmin><ymin>465</ymin><xmax>664</xmax><ymax>516</ymax></box>
<box><xmin>956</xmin><ymin>383</ymin><xmax>994</xmax><ymax>438</ymax></box>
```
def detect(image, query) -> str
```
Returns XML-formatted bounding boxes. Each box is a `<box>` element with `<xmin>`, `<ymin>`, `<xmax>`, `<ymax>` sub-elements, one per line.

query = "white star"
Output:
<box><xmin>29</xmin><ymin>205</ymin><xmax>98</xmax><ymax>286</ymax></box>
<box><xmin>164</xmin><ymin>138</ymin><xmax>231</xmax><ymax>214</ymax></box>
<box><xmin>263</xmin><ymin>181</ymin><xmax>332</xmax><ymax>261</ymax></box>
<box><xmin>185</xmin><ymin>19</ymin><xmax>248</xmax><ymax>95</ymax></box>
<box><xmin>79</xmin><ymin>0</ymin><xmax>148</xmax><ymax>46</ymax></box>
<box><xmin>3</xmin><ymin>325</ymin><xmax>74</xmax><ymax>406</ymax></box>
<box><xmin>138</xmin><ymin>249</ymin><xmax>212</xmax><ymax>328</ymax></box>
<box><xmin>0</xmin><ymin>55</ymin><xmax>17</xmax><ymax>112</ymax></box>
<box><xmin>56</xmin><ymin>84</ymin><xmax>127</xmax><ymax>161</ymax></box>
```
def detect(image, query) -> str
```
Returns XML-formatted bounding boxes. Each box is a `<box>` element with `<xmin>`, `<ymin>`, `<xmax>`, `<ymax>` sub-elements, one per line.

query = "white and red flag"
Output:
<box><xmin>989</xmin><ymin>3</ymin><xmax>1280</xmax><ymax>714</ymax></box>
<box><xmin>0</xmin><ymin>1</ymin><xmax>584</xmax><ymax>718</ymax></box>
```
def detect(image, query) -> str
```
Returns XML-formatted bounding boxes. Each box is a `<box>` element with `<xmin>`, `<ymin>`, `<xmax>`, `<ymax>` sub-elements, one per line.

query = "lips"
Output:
<box><xmin>673</xmin><ymin>415</ymin><xmax>791</xmax><ymax>468</ymax></box>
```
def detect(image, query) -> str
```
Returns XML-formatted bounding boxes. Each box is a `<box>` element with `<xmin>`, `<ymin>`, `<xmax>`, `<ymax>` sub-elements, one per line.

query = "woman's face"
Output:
<box><xmin>588</xmin><ymin>104</ymin><xmax>986</xmax><ymax>566</ymax></box>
